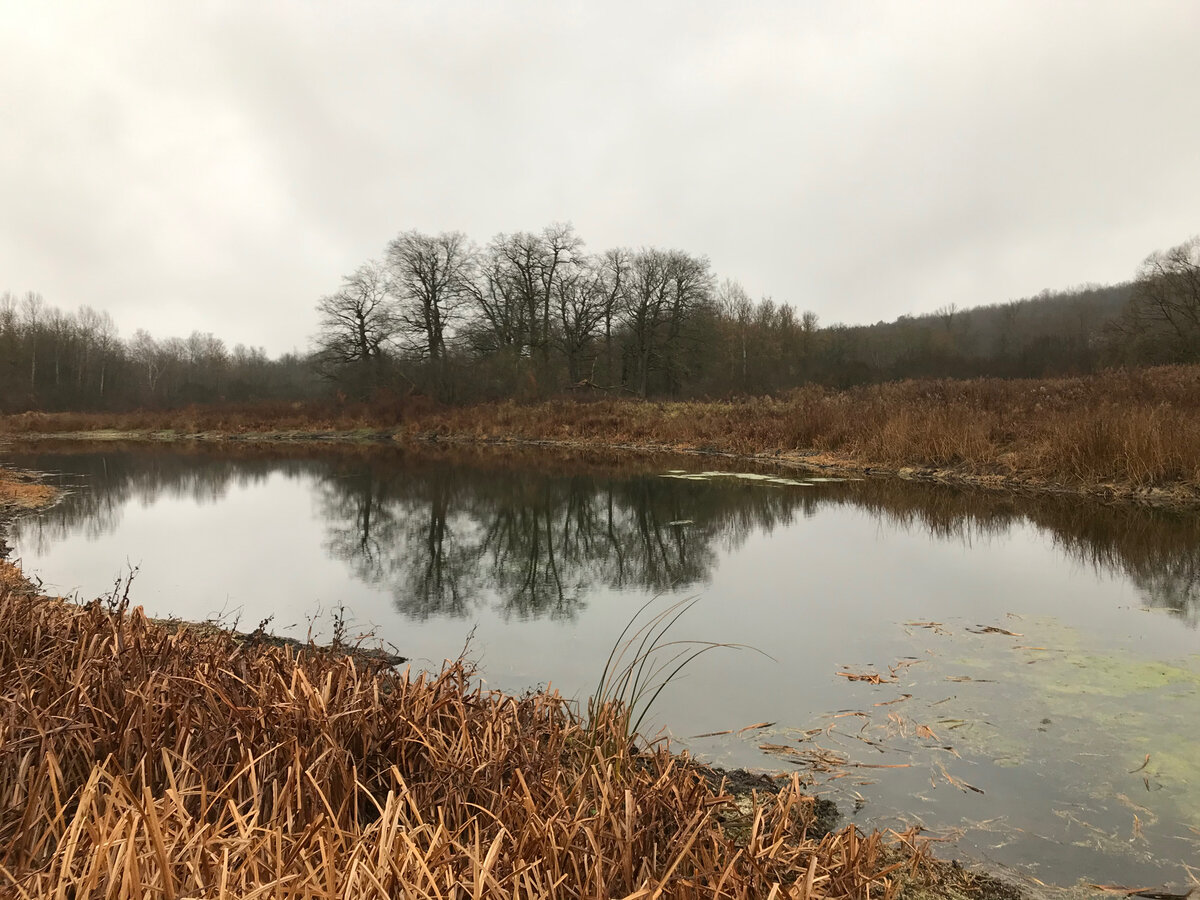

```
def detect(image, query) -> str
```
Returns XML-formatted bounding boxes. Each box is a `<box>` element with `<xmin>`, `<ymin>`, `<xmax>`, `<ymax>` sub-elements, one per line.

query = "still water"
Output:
<box><xmin>4</xmin><ymin>441</ymin><xmax>1199</xmax><ymax>886</ymax></box>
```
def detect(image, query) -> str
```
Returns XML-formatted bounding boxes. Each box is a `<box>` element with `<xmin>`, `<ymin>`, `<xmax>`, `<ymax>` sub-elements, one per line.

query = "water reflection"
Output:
<box><xmin>7</xmin><ymin>442</ymin><xmax>1200</xmax><ymax>625</ymax></box>
<box><xmin>307</xmin><ymin>461</ymin><xmax>746</xmax><ymax>619</ymax></box>
<box><xmin>841</xmin><ymin>484</ymin><xmax>1200</xmax><ymax>626</ymax></box>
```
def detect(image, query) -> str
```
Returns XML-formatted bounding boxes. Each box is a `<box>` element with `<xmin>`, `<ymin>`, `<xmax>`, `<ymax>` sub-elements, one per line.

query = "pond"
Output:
<box><xmin>4</xmin><ymin>440</ymin><xmax>1199</xmax><ymax>887</ymax></box>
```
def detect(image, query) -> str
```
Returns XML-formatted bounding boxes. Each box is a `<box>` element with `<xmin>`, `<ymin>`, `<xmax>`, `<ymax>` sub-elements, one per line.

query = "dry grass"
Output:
<box><xmin>0</xmin><ymin>561</ymin><xmax>942</xmax><ymax>899</ymax></box>
<box><xmin>8</xmin><ymin>366</ymin><xmax>1199</xmax><ymax>496</ymax></box>
<box><xmin>410</xmin><ymin>368</ymin><xmax>1200</xmax><ymax>490</ymax></box>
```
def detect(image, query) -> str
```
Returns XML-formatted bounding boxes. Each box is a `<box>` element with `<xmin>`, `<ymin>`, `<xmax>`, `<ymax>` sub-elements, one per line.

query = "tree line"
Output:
<box><xmin>314</xmin><ymin>225</ymin><xmax>1200</xmax><ymax>398</ymax></box>
<box><xmin>0</xmin><ymin>292</ymin><xmax>321</xmax><ymax>412</ymax></box>
<box><xmin>3</xmin><ymin>230</ymin><xmax>1198</xmax><ymax>412</ymax></box>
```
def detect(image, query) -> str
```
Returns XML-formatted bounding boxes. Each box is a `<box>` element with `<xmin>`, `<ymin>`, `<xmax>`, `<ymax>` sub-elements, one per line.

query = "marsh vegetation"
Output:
<box><xmin>7</xmin><ymin>364</ymin><xmax>1200</xmax><ymax>506</ymax></box>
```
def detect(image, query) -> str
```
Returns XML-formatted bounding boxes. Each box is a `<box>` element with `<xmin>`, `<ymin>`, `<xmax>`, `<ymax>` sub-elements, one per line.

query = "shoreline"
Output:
<box><xmin>6</xmin><ymin>425</ymin><xmax>1200</xmax><ymax>511</ymax></box>
<box><xmin>5</xmin><ymin>368</ymin><xmax>1200</xmax><ymax>512</ymax></box>
<box><xmin>0</xmin><ymin>538</ymin><xmax>1032</xmax><ymax>898</ymax></box>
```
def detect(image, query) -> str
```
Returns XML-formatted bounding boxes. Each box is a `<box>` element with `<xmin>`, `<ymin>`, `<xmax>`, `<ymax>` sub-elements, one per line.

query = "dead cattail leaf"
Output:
<box><xmin>967</xmin><ymin>626</ymin><xmax>1023</xmax><ymax>637</ymax></box>
<box><xmin>1088</xmin><ymin>886</ymin><xmax>1156</xmax><ymax>895</ymax></box>
<box><xmin>836</xmin><ymin>670</ymin><xmax>897</xmax><ymax>685</ymax></box>
<box><xmin>936</xmin><ymin>764</ymin><xmax>985</xmax><ymax>795</ymax></box>
<box><xmin>1131</xmin><ymin>814</ymin><xmax>1145</xmax><ymax>844</ymax></box>
<box><xmin>1129</xmin><ymin>753</ymin><xmax>1151</xmax><ymax>774</ymax></box>
<box><xmin>850</xmin><ymin>763</ymin><xmax>913</xmax><ymax>770</ymax></box>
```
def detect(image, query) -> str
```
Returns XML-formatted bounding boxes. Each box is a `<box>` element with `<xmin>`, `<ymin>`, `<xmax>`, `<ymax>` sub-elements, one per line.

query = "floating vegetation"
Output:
<box><xmin>837</xmin><ymin>669</ymin><xmax>898</xmax><ymax>685</ymax></box>
<box><xmin>660</xmin><ymin>470</ymin><xmax>818</xmax><ymax>487</ymax></box>
<box><xmin>738</xmin><ymin>615</ymin><xmax>1200</xmax><ymax>885</ymax></box>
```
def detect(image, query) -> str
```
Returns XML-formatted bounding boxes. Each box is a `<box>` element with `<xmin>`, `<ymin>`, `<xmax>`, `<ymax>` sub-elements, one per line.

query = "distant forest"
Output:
<box><xmin>2</xmin><ymin>229</ymin><xmax>1197</xmax><ymax>412</ymax></box>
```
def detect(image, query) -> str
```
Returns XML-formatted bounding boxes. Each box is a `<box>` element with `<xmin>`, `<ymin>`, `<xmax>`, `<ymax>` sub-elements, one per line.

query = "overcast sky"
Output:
<box><xmin>3</xmin><ymin>1</ymin><xmax>1198</xmax><ymax>356</ymax></box>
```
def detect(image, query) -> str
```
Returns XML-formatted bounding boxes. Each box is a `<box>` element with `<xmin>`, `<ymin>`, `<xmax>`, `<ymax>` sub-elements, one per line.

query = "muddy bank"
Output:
<box><xmin>0</xmin><ymin>462</ymin><xmax>59</xmax><ymax>513</ymax></box>
<box><xmin>152</xmin><ymin>612</ymin><xmax>409</xmax><ymax>669</ymax></box>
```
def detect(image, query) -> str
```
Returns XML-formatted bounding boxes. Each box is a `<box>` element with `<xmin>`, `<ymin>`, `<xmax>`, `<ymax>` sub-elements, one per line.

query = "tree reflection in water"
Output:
<box><xmin>313</xmin><ymin>465</ymin><xmax>732</xmax><ymax>620</ymax></box>
<box><xmin>6</xmin><ymin>442</ymin><xmax>1200</xmax><ymax>625</ymax></box>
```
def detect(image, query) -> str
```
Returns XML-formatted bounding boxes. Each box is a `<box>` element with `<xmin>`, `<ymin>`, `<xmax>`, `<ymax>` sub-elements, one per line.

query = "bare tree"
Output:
<box><xmin>717</xmin><ymin>279</ymin><xmax>753</xmax><ymax>389</ymax></box>
<box><xmin>21</xmin><ymin>291</ymin><xmax>44</xmax><ymax>393</ymax></box>
<box><xmin>386</xmin><ymin>230</ymin><xmax>474</xmax><ymax>392</ymax></box>
<box><xmin>553</xmin><ymin>254</ymin><xmax>611</xmax><ymax>385</ymax></box>
<box><xmin>620</xmin><ymin>249</ymin><xmax>671</xmax><ymax>397</ymax></box>
<box><xmin>935</xmin><ymin>303</ymin><xmax>958</xmax><ymax>332</ymax></box>
<box><xmin>464</xmin><ymin>241</ymin><xmax>531</xmax><ymax>359</ymax></box>
<box><xmin>1116</xmin><ymin>237</ymin><xmax>1200</xmax><ymax>361</ymax></box>
<box><xmin>618</xmin><ymin>249</ymin><xmax>713</xmax><ymax>397</ymax></box>
<box><xmin>595</xmin><ymin>248</ymin><xmax>630</xmax><ymax>388</ymax></box>
<box><xmin>76</xmin><ymin>306</ymin><xmax>117</xmax><ymax>398</ymax></box>
<box><xmin>0</xmin><ymin>293</ymin><xmax>18</xmax><ymax>392</ymax></box>
<box><xmin>130</xmin><ymin>329</ymin><xmax>167</xmax><ymax>399</ymax></box>
<box><xmin>486</xmin><ymin>231</ymin><xmax>542</xmax><ymax>360</ymax></box>
<box><xmin>313</xmin><ymin>260</ymin><xmax>397</xmax><ymax>395</ymax></box>
<box><xmin>537</xmin><ymin>223</ymin><xmax>583</xmax><ymax>363</ymax></box>
<box><xmin>480</xmin><ymin>224</ymin><xmax>583</xmax><ymax>365</ymax></box>
<box><xmin>661</xmin><ymin>251</ymin><xmax>715</xmax><ymax>394</ymax></box>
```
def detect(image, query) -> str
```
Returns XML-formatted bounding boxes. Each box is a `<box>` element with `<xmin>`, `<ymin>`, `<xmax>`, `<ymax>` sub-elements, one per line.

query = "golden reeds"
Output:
<box><xmin>0</xmin><ymin>562</ymin><xmax>938</xmax><ymax>898</ymax></box>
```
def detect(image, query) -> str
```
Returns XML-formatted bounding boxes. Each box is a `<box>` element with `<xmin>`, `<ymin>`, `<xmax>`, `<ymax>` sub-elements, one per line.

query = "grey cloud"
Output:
<box><xmin>2</xmin><ymin>0</ymin><xmax>1197</xmax><ymax>354</ymax></box>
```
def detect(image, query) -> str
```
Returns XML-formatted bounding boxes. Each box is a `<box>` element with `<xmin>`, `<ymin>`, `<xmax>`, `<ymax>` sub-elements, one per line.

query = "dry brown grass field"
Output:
<box><xmin>5</xmin><ymin>366</ymin><xmax>1200</xmax><ymax>503</ymax></box>
<box><xmin>0</xmin><ymin>560</ymin><xmax>1023</xmax><ymax>899</ymax></box>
